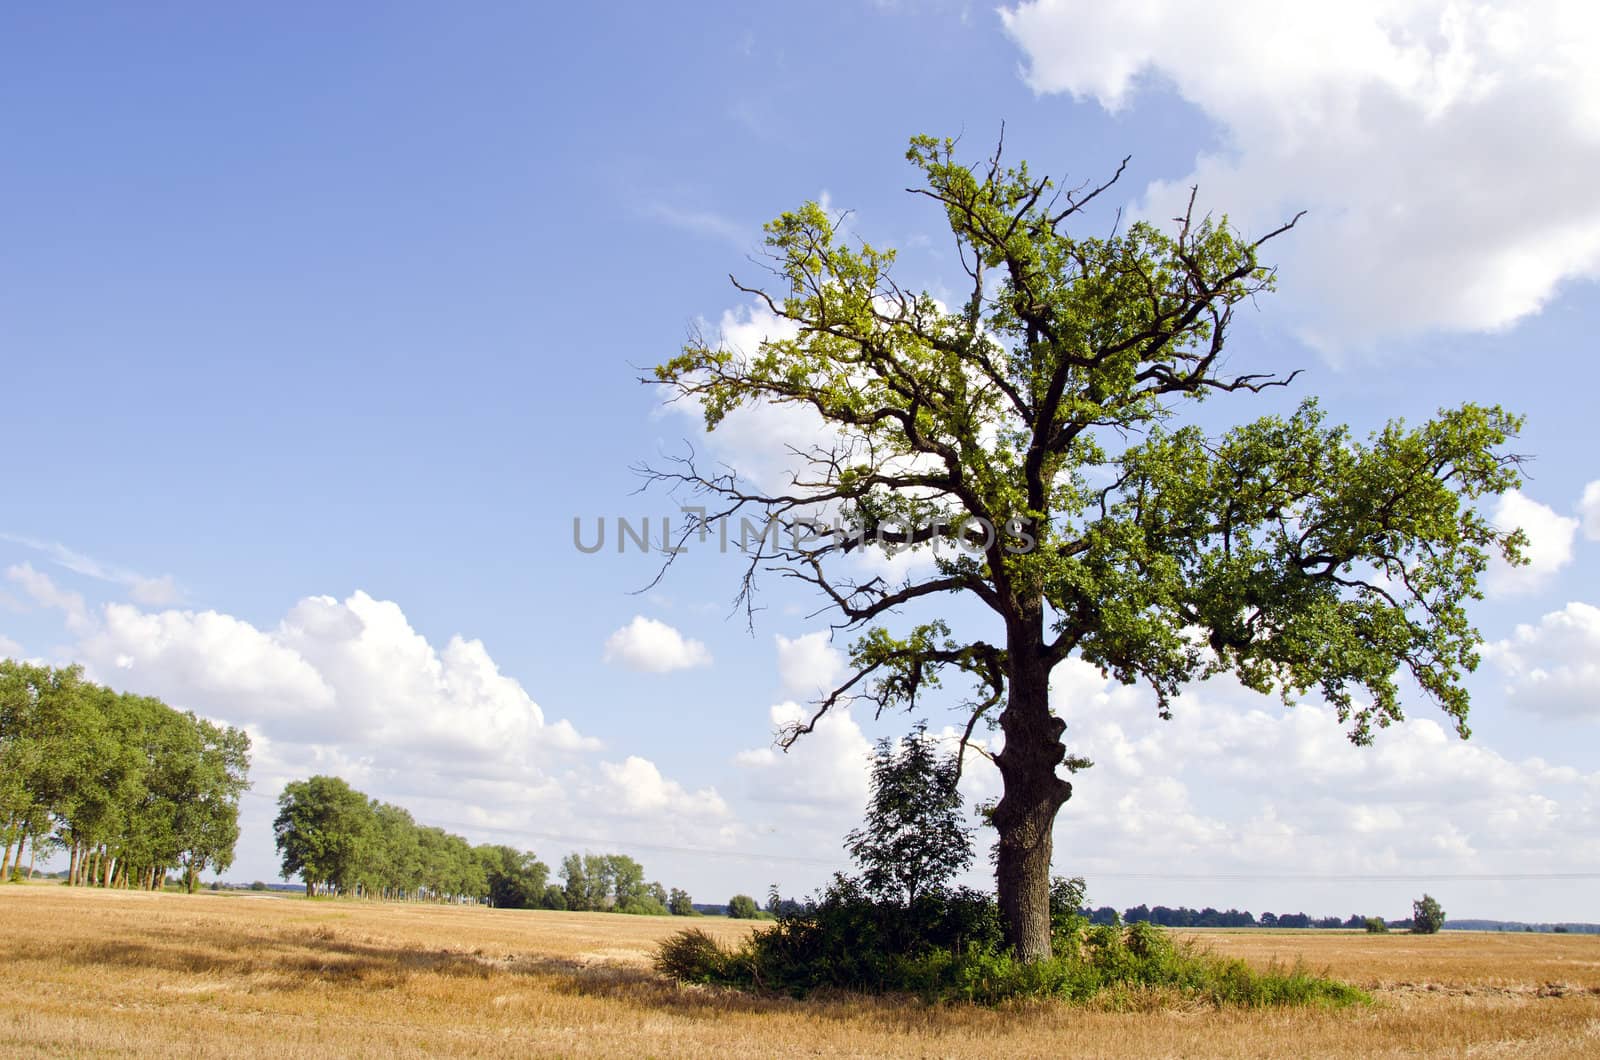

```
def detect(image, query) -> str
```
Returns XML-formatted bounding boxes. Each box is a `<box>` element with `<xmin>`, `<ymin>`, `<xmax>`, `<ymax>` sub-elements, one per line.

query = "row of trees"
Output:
<box><xmin>0</xmin><ymin>660</ymin><xmax>250</xmax><ymax>890</ymax></box>
<box><xmin>1099</xmin><ymin>905</ymin><xmax>1437</xmax><ymax>930</ymax></box>
<box><xmin>273</xmin><ymin>775</ymin><xmax>694</xmax><ymax>913</ymax></box>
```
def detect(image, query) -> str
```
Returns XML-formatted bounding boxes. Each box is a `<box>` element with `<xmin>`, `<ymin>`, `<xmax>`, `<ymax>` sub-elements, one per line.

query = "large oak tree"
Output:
<box><xmin>646</xmin><ymin>135</ymin><xmax>1526</xmax><ymax>960</ymax></box>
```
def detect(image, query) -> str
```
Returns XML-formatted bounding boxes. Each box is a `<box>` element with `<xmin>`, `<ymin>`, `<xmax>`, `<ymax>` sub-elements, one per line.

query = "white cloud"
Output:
<box><xmin>1579</xmin><ymin>480</ymin><xmax>1600</xmax><ymax>541</ymax></box>
<box><xmin>39</xmin><ymin>587</ymin><xmax>746</xmax><ymax>886</ymax></box>
<box><xmin>0</xmin><ymin>633</ymin><xmax>22</xmax><ymax>659</ymax></box>
<box><xmin>602</xmin><ymin>615</ymin><xmax>712</xmax><ymax>673</ymax></box>
<box><xmin>1485</xmin><ymin>490</ymin><xmax>1578</xmax><ymax>595</ymax></box>
<box><xmin>77</xmin><ymin>591</ymin><xmax>599</xmax><ymax>762</ymax></box>
<box><xmin>596</xmin><ymin>756</ymin><xmax>730</xmax><ymax>818</ymax></box>
<box><xmin>1034</xmin><ymin>664</ymin><xmax>1600</xmax><ymax>916</ymax></box>
<box><xmin>0</xmin><ymin>534</ymin><xmax>181</xmax><ymax>605</ymax></box>
<box><xmin>1484</xmin><ymin>601</ymin><xmax>1600</xmax><ymax>719</ymax></box>
<box><xmin>735</xmin><ymin>700</ymin><xmax>873</xmax><ymax>811</ymax></box>
<box><xmin>5</xmin><ymin>563</ymin><xmax>91</xmax><ymax>633</ymax></box>
<box><xmin>1000</xmin><ymin>1</ymin><xmax>1600</xmax><ymax>347</ymax></box>
<box><xmin>775</xmin><ymin>631</ymin><xmax>847</xmax><ymax>698</ymax></box>
<box><xmin>660</xmin><ymin>305</ymin><xmax>820</xmax><ymax>494</ymax></box>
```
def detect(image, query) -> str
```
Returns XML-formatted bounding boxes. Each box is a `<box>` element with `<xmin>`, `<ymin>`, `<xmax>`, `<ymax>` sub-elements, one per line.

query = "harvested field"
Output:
<box><xmin>1</xmin><ymin>884</ymin><xmax>1597</xmax><ymax>1057</ymax></box>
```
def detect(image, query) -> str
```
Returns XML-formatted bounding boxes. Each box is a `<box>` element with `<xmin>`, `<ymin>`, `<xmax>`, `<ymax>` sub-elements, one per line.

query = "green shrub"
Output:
<box><xmin>653</xmin><ymin>928</ymin><xmax>738</xmax><ymax>983</ymax></box>
<box><xmin>1364</xmin><ymin>916</ymin><xmax>1388</xmax><ymax>934</ymax></box>
<box><xmin>654</xmin><ymin>877</ymin><xmax>1367</xmax><ymax>1009</ymax></box>
<box><xmin>726</xmin><ymin>894</ymin><xmax>761</xmax><ymax>919</ymax></box>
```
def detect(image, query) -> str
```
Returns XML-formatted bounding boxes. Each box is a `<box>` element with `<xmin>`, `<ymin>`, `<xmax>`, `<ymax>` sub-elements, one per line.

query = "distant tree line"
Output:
<box><xmin>1105</xmin><ymin>905</ymin><xmax>1362</xmax><ymax>929</ymax></box>
<box><xmin>1083</xmin><ymin>904</ymin><xmax>1434</xmax><ymax>929</ymax></box>
<box><xmin>0</xmin><ymin>660</ymin><xmax>250</xmax><ymax>891</ymax></box>
<box><xmin>273</xmin><ymin>774</ymin><xmax>694</xmax><ymax>913</ymax></box>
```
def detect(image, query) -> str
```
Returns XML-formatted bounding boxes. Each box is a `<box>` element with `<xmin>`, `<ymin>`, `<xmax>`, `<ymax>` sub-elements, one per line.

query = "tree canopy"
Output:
<box><xmin>647</xmin><ymin>133</ymin><xmax>1526</xmax><ymax>959</ymax></box>
<box><xmin>0</xmin><ymin>660</ymin><xmax>250</xmax><ymax>891</ymax></box>
<box><xmin>1412</xmin><ymin>894</ymin><xmax>1446</xmax><ymax>934</ymax></box>
<box><xmin>273</xmin><ymin>774</ymin><xmax>683</xmax><ymax>913</ymax></box>
<box><xmin>846</xmin><ymin>721</ymin><xmax>973</xmax><ymax>905</ymax></box>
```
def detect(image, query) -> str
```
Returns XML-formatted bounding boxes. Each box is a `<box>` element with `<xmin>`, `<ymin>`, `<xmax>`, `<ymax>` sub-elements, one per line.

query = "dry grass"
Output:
<box><xmin>1</xmin><ymin>884</ymin><xmax>1597</xmax><ymax>1058</ymax></box>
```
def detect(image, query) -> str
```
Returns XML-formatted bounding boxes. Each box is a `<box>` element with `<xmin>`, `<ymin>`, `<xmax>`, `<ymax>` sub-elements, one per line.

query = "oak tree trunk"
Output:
<box><xmin>993</xmin><ymin>605</ymin><xmax>1073</xmax><ymax>961</ymax></box>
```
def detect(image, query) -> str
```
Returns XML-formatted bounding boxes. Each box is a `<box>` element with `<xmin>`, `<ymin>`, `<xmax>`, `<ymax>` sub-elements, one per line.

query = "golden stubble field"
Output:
<box><xmin>1</xmin><ymin>885</ymin><xmax>1597</xmax><ymax>1058</ymax></box>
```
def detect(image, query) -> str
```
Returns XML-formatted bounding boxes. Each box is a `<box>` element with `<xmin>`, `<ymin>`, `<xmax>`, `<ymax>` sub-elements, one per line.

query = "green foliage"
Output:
<box><xmin>477</xmin><ymin>844</ymin><xmax>551</xmax><ymax>909</ymax></box>
<box><xmin>846</xmin><ymin>722</ymin><xmax>972</xmax><ymax>904</ymax></box>
<box><xmin>652</xmin><ymin>132</ymin><xmax>1525</xmax><ymax>747</ymax></box>
<box><xmin>727</xmin><ymin>894</ymin><xmax>761</xmax><ymax>919</ymax></box>
<box><xmin>656</xmin><ymin>888</ymin><xmax>1365</xmax><ymax>1008</ymax></box>
<box><xmin>274</xmin><ymin>776</ymin><xmax>376</xmax><ymax>896</ymax></box>
<box><xmin>0</xmin><ymin>660</ymin><xmax>250</xmax><ymax>889</ymax></box>
<box><xmin>1412</xmin><ymin>894</ymin><xmax>1446</xmax><ymax>935</ymax></box>
<box><xmin>1364</xmin><ymin>916</ymin><xmax>1388</xmax><ymax>934</ymax></box>
<box><xmin>647</xmin><ymin>132</ymin><xmax>1529</xmax><ymax>955</ymax></box>
<box><xmin>1050</xmin><ymin>876</ymin><xmax>1089</xmax><ymax>940</ymax></box>
<box><xmin>668</xmin><ymin>887</ymin><xmax>697</xmax><ymax>916</ymax></box>
<box><xmin>274</xmin><ymin>776</ymin><xmax>508</xmax><ymax>903</ymax></box>
<box><xmin>560</xmin><ymin>852</ymin><xmax>659</xmax><ymax>913</ymax></box>
<box><xmin>272</xmin><ymin>778</ymin><xmax>681</xmax><ymax>911</ymax></box>
<box><xmin>654</xmin><ymin>928</ymin><xmax>737</xmax><ymax>984</ymax></box>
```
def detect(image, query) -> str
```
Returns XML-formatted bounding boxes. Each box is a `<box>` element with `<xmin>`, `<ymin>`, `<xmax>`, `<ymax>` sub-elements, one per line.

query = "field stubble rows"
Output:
<box><xmin>1</xmin><ymin>885</ymin><xmax>1597</xmax><ymax>1058</ymax></box>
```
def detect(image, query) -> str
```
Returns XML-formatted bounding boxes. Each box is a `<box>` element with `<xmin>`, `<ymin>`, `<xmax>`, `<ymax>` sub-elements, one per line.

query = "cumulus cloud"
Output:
<box><xmin>775</xmin><ymin>631</ymin><xmax>847</xmax><ymax>698</ymax></box>
<box><xmin>1484</xmin><ymin>601</ymin><xmax>1600</xmax><ymax>719</ymax></box>
<box><xmin>602</xmin><ymin>615</ymin><xmax>712</xmax><ymax>672</ymax></box>
<box><xmin>596</xmin><ymin>756</ymin><xmax>730</xmax><ymax>818</ymax></box>
<box><xmin>1031</xmin><ymin>662</ymin><xmax>1600</xmax><ymax>915</ymax></box>
<box><xmin>1485</xmin><ymin>490</ymin><xmax>1578</xmax><ymax>595</ymax></box>
<box><xmin>735</xmin><ymin>700</ymin><xmax>874</xmax><ymax>811</ymax></box>
<box><xmin>0</xmin><ymin>632</ymin><xmax>22</xmax><ymax>659</ymax></box>
<box><xmin>1580</xmin><ymin>480</ymin><xmax>1600</xmax><ymax>541</ymax></box>
<box><xmin>1000</xmin><ymin>0</ymin><xmax>1600</xmax><ymax>347</ymax></box>
<box><xmin>77</xmin><ymin>591</ymin><xmax>597</xmax><ymax>762</ymax></box>
<box><xmin>34</xmin><ymin>587</ymin><xmax>742</xmax><ymax>884</ymax></box>
<box><xmin>660</xmin><ymin>305</ymin><xmax>825</xmax><ymax>494</ymax></box>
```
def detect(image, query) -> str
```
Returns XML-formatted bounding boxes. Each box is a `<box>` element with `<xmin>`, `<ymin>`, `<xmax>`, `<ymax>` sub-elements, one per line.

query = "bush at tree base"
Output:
<box><xmin>653</xmin><ymin>874</ymin><xmax>1366</xmax><ymax>1007</ymax></box>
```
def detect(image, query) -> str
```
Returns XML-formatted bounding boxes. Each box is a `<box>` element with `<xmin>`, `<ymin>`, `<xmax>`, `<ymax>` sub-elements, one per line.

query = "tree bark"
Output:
<box><xmin>993</xmin><ymin>604</ymin><xmax>1073</xmax><ymax>961</ymax></box>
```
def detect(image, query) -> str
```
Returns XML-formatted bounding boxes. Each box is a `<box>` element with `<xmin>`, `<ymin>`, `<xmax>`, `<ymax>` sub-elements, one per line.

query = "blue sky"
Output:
<box><xmin>4</xmin><ymin>2</ymin><xmax>1599</xmax><ymax>920</ymax></box>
